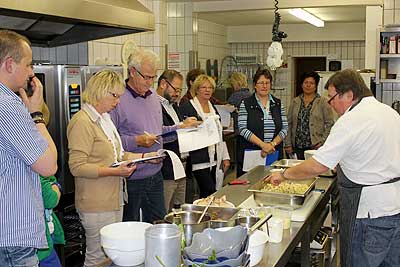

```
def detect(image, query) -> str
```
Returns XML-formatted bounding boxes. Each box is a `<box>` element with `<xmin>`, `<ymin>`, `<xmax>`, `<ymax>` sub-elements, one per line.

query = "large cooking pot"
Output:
<box><xmin>164</xmin><ymin>211</ymin><xmax>211</xmax><ymax>246</ymax></box>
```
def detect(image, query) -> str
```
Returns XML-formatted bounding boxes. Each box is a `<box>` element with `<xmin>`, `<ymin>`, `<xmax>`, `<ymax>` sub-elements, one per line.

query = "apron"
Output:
<box><xmin>337</xmin><ymin>166</ymin><xmax>400</xmax><ymax>266</ymax></box>
<box><xmin>336</xmin><ymin>97</ymin><xmax>400</xmax><ymax>266</ymax></box>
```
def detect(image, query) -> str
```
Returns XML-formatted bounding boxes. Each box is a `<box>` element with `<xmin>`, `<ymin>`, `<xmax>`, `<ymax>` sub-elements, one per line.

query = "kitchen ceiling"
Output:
<box><xmin>196</xmin><ymin>6</ymin><xmax>366</xmax><ymax>26</ymax></box>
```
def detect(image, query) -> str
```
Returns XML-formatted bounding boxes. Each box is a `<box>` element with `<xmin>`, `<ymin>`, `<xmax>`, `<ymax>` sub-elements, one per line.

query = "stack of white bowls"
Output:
<box><xmin>100</xmin><ymin>221</ymin><xmax>152</xmax><ymax>266</ymax></box>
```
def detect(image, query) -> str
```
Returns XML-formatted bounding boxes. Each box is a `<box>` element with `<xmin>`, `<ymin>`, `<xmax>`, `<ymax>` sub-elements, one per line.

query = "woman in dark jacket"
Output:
<box><xmin>179</xmin><ymin>75</ymin><xmax>230</xmax><ymax>197</ymax></box>
<box><xmin>237</xmin><ymin>69</ymin><xmax>288</xmax><ymax>177</ymax></box>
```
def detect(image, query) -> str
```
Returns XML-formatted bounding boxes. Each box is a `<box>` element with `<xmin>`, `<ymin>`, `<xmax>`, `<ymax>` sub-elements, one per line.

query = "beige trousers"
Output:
<box><xmin>78</xmin><ymin>209</ymin><xmax>123</xmax><ymax>267</ymax></box>
<box><xmin>163</xmin><ymin>178</ymin><xmax>186</xmax><ymax>212</ymax></box>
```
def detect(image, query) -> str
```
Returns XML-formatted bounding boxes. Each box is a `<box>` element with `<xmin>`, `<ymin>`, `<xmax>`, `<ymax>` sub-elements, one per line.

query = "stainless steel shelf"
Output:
<box><xmin>380</xmin><ymin>54</ymin><xmax>400</xmax><ymax>58</ymax></box>
<box><xmin>380</xmin><ymin>79</ymin><xmax>400</xmax><ymax>83</ymax></box>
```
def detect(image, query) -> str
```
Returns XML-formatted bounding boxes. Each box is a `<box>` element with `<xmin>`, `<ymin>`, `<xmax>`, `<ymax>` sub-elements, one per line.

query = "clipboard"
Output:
<box><xmin>110</xmin><ymin>154</ymin><xmax>166</xmax><ymax>167</ymax></box>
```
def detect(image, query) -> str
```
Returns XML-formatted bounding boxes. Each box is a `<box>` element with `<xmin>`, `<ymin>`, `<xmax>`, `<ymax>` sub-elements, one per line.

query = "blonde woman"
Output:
<box><xmin>67</xmin><ymin>70</ymin><xmax>155</xmax><ymax>267</ymax></box>
<box><xmin>227</xmin><ymin>71</ymin><xmax>251</xmax><ymax>108</ymax></box>
<box><xmin>179</xmin><ymin>74</ymin><xmax>230</xmax><ymax>197</ymax></box>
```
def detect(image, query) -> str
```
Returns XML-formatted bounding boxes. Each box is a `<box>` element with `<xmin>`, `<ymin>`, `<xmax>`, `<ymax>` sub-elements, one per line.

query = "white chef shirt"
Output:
<box><xmin>313</xmin><ymin>97</ymin><xmax>400</xmax><ymax>218</ymax></box>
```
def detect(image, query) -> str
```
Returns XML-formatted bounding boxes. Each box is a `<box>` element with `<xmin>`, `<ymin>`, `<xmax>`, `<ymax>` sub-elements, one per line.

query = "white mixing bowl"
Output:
<box><xmin>248</xmin><ymin>230</ymin><xmax>269</xmax><ymax>266</ymax></box>
<box><xmin>100</xmin><ymin>221</ymin><xmax>152</xmax><ymax>266</ymax></box>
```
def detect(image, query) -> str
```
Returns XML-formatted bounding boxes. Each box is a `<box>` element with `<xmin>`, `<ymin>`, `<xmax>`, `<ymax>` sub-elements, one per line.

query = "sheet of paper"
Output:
<box><xmin>242</xmin><ymin>150</ymin><xmax>280</xmax><ymax>171</ymax></box>
<box><xmin>215</xmin><ymin>105</ymin><xmax>232</xmax><ymax>128</ymax></box>
<box><xmin>158</xmin><ymin>149</ymin><xmax>186</xmax><ymax>180</ymax></box>
<box><xmin>177</xmin><ymin>117</ymin><xmax>221</xmax><ymax>153</ymax></box>
<box><xmin>242</xmin><ymin>150</ymin><xmax>265</xmax><ymax>172</ymax></box>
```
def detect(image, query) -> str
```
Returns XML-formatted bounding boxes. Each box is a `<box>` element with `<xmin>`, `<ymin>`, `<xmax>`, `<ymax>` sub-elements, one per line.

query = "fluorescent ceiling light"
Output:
<box><xmin>289</xmin><ymin>8</ymin><xmax>324</xmax><ymax>27</ymax></box>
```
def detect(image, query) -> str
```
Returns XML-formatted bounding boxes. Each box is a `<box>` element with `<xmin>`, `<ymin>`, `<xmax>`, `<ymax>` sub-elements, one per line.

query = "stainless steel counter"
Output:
<box><xmin>214</xmin><ymin>165</ymin><xmax>338</xmax><ymax>267</ymax></box>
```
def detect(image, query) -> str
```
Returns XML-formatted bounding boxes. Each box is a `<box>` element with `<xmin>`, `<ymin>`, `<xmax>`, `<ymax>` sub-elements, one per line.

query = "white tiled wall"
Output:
<box><xmin>88</xmin><ymin>0</ymin><xmax>167</xmax><ymax>74</ymax></box>
<box><xmin>32</xmin><ymin>43</ymin><xmax>88</xmax><ymax>65</ymax></box>
<box><xmin>167</xmin><ymin>1</ymin><xmax>195</xmax><ymax>91</ymax></box>
<box><xmin>230</xmin><ymin>40</ymin><xmax>366</xmax><ymax>109</ymax></box>
<box><xmin>166</xmin><ymin>2</ymin><xmax>229</xmax><ymax>94</ymax></box>
<box><xmin>197</xmin><ymin>19</ymin><xmax>229</xmax><ymax>75</ymax></box>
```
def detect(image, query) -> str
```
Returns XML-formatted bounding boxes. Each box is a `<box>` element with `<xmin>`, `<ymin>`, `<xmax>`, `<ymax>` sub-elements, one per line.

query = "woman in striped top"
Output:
<box><xmin>237</xmin><ymin>69</ymin><xmax>288</xmax><ymax>177</ymax></box>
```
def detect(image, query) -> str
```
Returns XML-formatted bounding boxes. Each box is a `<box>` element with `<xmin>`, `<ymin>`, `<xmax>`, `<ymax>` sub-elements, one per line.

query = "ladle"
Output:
<box><xmin>249</xmin><ymin>213</ymin><xmax>272</xmax><ymax>235</ymax></box>
<box><xmin>197</xmin><ymin>196</ymin><xmax>214</xmax><ymax>224</ymax></box>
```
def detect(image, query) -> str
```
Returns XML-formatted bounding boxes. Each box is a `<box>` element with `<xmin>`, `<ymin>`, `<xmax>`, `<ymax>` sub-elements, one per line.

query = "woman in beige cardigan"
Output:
<box><xmin>284</xmin><ymin>71</ymin><xmax>335</xmax><ymax>159</ymax></box>
<box><xmin>67</xmin><ymin>70</ymin><xmax>155</xmax><ymax>267</ymax></box>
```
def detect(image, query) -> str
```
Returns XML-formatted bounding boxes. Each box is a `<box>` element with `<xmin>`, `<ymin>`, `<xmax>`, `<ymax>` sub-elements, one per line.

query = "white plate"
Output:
<box><xmin>193</xmin><ymin>199</ymin><xmax>235</xmax><ymax>208</ymax></box>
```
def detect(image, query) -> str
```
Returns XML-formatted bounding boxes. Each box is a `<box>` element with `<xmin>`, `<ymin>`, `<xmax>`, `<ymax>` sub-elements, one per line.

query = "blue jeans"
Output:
<box><xmin>0</xmin><ymin>246</ymin><xmax>38</xmax><ymax>267</ymax></box>
<box><xmin>352</xmin><ymin>212</ymin><xmax>400</xmax><ymax>267</ymax></box>
<box><xmin>123</xmin><ymin>171</ymin><xmax>166</xmax><ymax>223</ymax></box>
<box><xmin>39</xmin><ymin>249</ymin><xmax>61</xmax><ymax>267</ymax></box>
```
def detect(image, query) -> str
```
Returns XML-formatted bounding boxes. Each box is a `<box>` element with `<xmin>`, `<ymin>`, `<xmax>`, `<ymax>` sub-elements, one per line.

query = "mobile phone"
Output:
<box><xmin>26</xmin><ymin>76</ymin><xmax>34</xmax><ymax>97</ymax></box>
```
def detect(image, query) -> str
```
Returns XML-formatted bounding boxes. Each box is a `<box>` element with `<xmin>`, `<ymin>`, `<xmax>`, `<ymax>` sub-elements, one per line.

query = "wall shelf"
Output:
<box><xmin>380</xmin><ymin>54</ymin><xmax>400</xmax><ymax>58</ymax></box>
<box><xmin>380</xmin><ymin>79</ymin><xmax>400</xmax><ymax>83</ymax></box>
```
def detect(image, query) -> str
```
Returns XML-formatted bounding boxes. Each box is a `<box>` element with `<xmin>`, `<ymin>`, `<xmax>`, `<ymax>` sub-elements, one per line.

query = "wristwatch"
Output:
<box><xmin>30</xmin><ymin>111</ymin><xmax>45</xmax><ymax>124</ymax></box>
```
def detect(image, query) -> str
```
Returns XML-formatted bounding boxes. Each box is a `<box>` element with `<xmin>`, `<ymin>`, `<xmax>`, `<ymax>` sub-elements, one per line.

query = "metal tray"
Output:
<box><xmin>271</xmin><ymin>159</ymin><xmax>335</xmax><ymax>177</ymax></box>
<box><xmin>271</xmin><ymin>159</ymin><xmax>303</xmax><ymax>168</ymax></box>
<box><xmin>248</xmin><ymin>178</ymin><xmax>317</xmax><ymax>209</ymax></box>
<box><xmin>181</xmin><ymin>204</ymin><xmax>240</xmax><ymax>221</ymax></box>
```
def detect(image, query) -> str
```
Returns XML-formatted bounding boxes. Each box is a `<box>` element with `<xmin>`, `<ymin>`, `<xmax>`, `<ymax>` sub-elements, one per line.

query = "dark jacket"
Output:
<box><xmin>161</xmin><ymin>104</ymin><xmax>183</xmax><ymax>180</ymax></box>
<box><xmin>237</xmin><ymin>93</ymin><xmax>284</xmax><ymax>167</ymax></box>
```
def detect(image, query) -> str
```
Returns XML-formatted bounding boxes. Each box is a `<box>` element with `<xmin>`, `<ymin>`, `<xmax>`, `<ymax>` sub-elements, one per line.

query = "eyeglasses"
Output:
<box><xmin>164</xmin><ymin>79</ymin><xmax>181</xmax><ymax>93</ymax></box>
<box><xmin>199</xmin><ymin>86</ymin><xmax>214</xmax><ymax>90</ymax></box>
<box><xmin>256</xmin><ymin>81</ymin><xmax>271</xmax><ymax>86</ymax></box>
<box><xmin>133</xmin><ymin>67</ymin><xmax>157</xmax><ymax>81</ymax></box>
<box><xmin>327</xmin><ymin>92</ymin><xmax>339</xmax><ymax>104</ymax></box>
<box><xmin>108</xmin><ymin>91</ymin><xmax>120</xmax><ymax>99</ymax></box>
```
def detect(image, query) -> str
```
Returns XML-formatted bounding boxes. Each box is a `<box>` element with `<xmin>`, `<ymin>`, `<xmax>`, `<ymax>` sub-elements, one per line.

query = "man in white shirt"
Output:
<box><xmin>268</xmin><ymin>69</ymin><xmax>400</xmax><ymax>267</ymax></box>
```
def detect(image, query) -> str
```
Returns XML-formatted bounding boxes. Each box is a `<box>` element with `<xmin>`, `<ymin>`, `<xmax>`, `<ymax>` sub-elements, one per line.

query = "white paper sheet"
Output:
<box><xmin>158</xmin><ymin>149</ymin><xmax>186</xmax><ymax>180</ymax></box>
<box><xmin>177</xmin><ymin>117</ymin><xmax>221</xmax><ymax>153</ymax></box>
<box><xmin>215</xmin><ymin>105</ymin><xmax>233</xmax><ymax>128</ymax></box>
<box><xmin>242</xmin><ymin>150</ymin><xmax>265</xmax><ymax>172</ymax></box>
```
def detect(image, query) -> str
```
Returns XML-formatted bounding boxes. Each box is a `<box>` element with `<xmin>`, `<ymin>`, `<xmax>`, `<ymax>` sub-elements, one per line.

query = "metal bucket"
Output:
<box><xmin>164</xmin><ymin>211</ymin><xmax>211</xmax><ymax>246</ymax></box>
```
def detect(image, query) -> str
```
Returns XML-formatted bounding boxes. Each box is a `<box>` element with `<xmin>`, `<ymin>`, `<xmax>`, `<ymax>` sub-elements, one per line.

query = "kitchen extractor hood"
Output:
<box><xmin>0</xmin><ymin>0</ymin><xmax>155</xmax><ymax>47</ymax></box>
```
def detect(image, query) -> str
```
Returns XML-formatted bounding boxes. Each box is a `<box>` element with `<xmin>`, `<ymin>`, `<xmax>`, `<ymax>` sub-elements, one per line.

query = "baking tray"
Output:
<box><xmin>248</xmin><ymin>178</ymin><xmax>317</xmax><ymax>209</ymax></box>
<box><xmin>181</xmin><ymin>204</ymin><xmax>240</xmax><ymax>221</ymax></box>
<box><xmin>271</xmin><ymin>159</ymin><xmax>335</xmax><ymax>177</ymax></box>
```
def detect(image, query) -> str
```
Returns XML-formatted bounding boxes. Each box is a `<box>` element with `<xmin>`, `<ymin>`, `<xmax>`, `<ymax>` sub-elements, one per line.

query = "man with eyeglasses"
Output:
<box><xmin>268</xmin><ymin>69</ymin><xmax>400</xmax><ymax>267</ymax></box>
<box><xmin>156</xmin><ymin>70</ymin><xmax>200</xmax><ymax>212</ymax></box>
<box><xmin>110</xmin><ymin>48</ymin><xmax>178</xmax><ymax>223</ymax></box>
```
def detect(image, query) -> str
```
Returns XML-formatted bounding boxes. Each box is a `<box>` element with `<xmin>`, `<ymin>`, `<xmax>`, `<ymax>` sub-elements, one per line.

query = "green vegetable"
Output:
<box><xmin>208</xmin><ymin>249</ymin><xmax>217</xmax><ymax>262</ymax></box>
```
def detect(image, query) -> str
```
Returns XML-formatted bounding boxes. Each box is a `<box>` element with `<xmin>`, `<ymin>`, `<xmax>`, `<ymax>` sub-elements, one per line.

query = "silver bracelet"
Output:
<box><xmin>281</xmin><ymin>168</ymin><xmax>288</xmax><ymax>179</ymax></box>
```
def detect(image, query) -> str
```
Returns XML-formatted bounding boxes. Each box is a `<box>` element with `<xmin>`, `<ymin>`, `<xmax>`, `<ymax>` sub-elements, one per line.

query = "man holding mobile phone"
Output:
<box><xmin>0</xmin><ymin>30</ymin><xmax>58</xmax><ymax>266</ymax></box>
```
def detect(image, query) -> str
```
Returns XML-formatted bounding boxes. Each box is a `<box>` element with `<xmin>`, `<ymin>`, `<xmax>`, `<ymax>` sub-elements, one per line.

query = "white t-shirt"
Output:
<box><xmin>314</xmin><ymin>97</ymin><xmax>400</xmax><ymax>218</ymax></box>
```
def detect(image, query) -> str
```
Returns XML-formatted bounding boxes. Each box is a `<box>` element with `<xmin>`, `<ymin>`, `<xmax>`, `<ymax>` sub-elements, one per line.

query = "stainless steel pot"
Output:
<box><xmin>209</xmin><ymin>219</ymin><xmax>235</xmax><ymax>229</ymax></box>
<box><xmin>164</xmin><ymin>211</ymin><xmax>211</xmax><ymax>246</ymax></box>
<box><xmin>235</xmin><ymin>216</ymin><xmax>259</xmax><ymax>229</ymax></box>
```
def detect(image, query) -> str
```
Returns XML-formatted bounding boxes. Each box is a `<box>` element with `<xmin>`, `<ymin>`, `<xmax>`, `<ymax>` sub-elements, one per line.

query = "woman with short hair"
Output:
<box><xmin>179</xmin><ymin>74</ymin><xmax>230</xmax><ymax>197</ymax></box>
<box><xmin>284</xmin><ymin>71</ymin><xmax>335</xmax><ymax>159</ymax></box>
<box><xmin>67</xmin><ymin>70</ymin><xmax>155</xmax><ymax>267</ymax></box>
<box><xmin>237</xmin><ymin>69</ymin><xmax>288</xmax><ymax>177</ymax></box>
